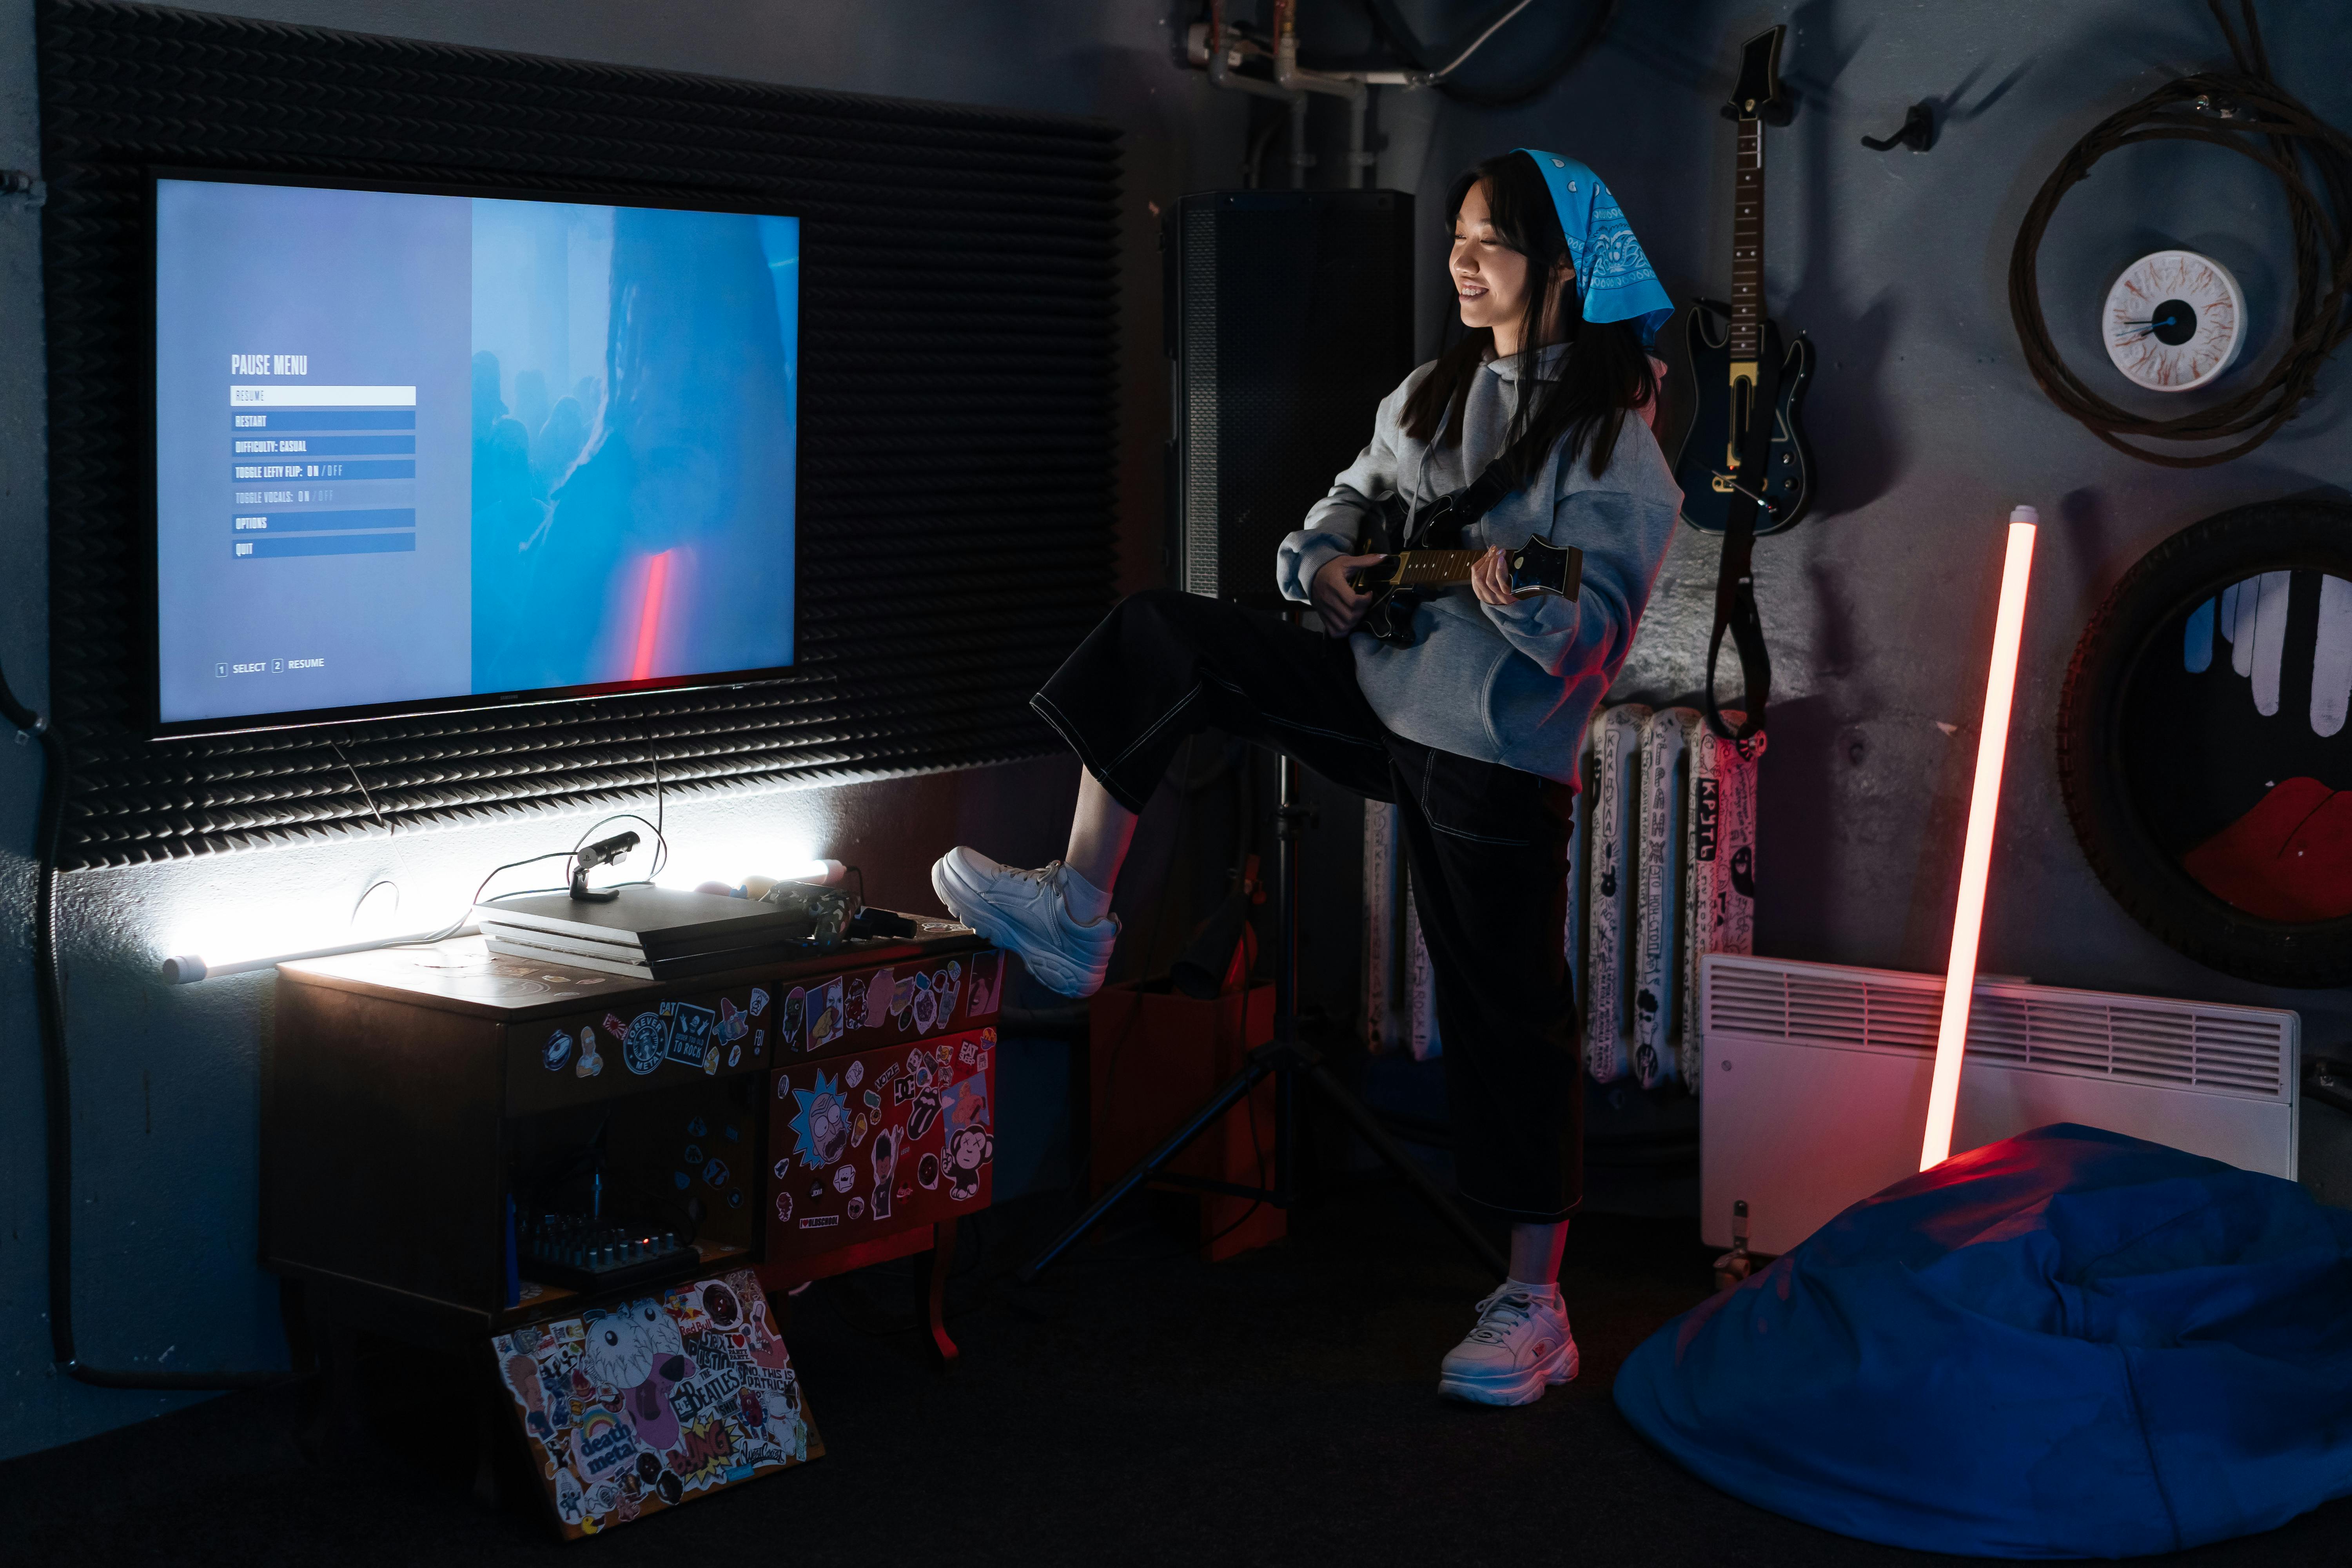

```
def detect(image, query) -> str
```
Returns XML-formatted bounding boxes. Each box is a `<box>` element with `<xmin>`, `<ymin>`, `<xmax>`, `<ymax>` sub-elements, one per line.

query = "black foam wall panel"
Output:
<box><xmin>36</xmin><ymin>0</ymin><xmax>1120</xmax><ymax>870</ymax></box>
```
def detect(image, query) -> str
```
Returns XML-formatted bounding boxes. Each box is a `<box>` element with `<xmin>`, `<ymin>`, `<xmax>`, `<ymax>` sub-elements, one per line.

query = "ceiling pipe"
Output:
<box><xmin>1271</xmin><ymin>0</ymin><xmax>1362</xmax><ymax>101</ymax></box>
<box><xmin>1193</xmin><ymin>2</ymin><xmax>1412</xmax><ymax>190</ymax></box>
<box><xmin>1200</xmin><ymin>2</ymin><xmax>1307</xmax><ymax>191</ymax></box>
<box><xmin>1201</xmin><ymin>2</ymin><xmax>1300</xmax><ymax>105</ymax></box>
<box><xmin>1205</xmin><ymin>38</ymin><xmax>1310</xmax><ymax>190</ymax></box>
<box><xmin>1205</xmin><ymin>37</ymin><xmax>1299</xmax><ymax>104</ymax></box>
<box><xmin>1271</xmin><ymin>0</ymin><xmax>1369</xmax><ymax>189</ymax></box>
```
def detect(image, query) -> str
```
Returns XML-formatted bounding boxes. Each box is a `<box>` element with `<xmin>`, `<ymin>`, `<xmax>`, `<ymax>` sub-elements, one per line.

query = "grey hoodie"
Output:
<box><xmin>1275</xmin><ymin>345</ymin><xmax>1683</xmax><ymax>787</ymax></box>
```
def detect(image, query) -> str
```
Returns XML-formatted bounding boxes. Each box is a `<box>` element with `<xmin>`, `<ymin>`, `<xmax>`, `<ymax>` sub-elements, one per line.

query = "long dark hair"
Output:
<box><xmin>1400</xmin><ymin>151</ymin><xmax>1658</xmax><ymax>481</ymax></box>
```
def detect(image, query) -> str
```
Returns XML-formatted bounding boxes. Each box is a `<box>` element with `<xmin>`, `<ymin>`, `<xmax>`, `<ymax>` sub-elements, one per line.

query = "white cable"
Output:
<box><xmin>1428</xmin><ymin>0</ymin><xmax>1537</xmax><ymax>80</ymax></box>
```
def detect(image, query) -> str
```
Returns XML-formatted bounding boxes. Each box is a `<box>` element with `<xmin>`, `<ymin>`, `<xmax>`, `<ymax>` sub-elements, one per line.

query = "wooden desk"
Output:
<box><xmin>266</xmin><ymin>925</ymin><xmax>1005</xmax><ymax>1382</ymax></box>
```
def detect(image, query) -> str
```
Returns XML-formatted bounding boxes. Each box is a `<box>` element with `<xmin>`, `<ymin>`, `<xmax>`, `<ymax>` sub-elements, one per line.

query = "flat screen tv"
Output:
<box><xmin>147</xmin><ymin>172</ymin><xmax>799</xmax><ymax>737</ymax></box>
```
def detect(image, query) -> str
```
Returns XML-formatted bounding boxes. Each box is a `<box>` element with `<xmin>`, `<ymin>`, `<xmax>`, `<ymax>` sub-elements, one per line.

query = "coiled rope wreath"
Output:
<box><xmin>2008</xmin><ymin>0</ymin><xmax>2352</xmax><ymax>466</ymax></box>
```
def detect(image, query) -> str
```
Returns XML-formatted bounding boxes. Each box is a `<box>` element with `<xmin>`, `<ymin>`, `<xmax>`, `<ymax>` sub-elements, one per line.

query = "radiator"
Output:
<box><xmin>1698</xmin><ymin>952</ymin><xmax>2303</xmax><ymax>1253</ymax></box>
<box><xmin>1364</xmin><ymin>704</ymin><xmax>1764</xmax><ymax>1077</ymax></box>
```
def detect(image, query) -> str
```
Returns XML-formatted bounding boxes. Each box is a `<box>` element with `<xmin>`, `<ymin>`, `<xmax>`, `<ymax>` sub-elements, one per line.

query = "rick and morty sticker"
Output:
<box><xmin>494</xmin><ymin>1267</ymin><xmax>820</xmax><ymax>1539</ymax></box>
<box><xmin>768</xmin><ymin>1027</ymin><xmax>995</xmax><ymax>1265</ymax></box>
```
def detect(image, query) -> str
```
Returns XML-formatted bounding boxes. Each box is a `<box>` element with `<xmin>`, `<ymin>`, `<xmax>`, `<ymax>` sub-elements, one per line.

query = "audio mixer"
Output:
<box><xmin>519</xmin><ymin>1212</ymin><xmax>697</xmax><ymax>1293</ymax></box>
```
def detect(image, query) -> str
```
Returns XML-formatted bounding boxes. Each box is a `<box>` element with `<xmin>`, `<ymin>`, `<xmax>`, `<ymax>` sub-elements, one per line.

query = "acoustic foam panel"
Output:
<box><xmin>37</xmin><ymin>0</ymin><xmax>1120</xmax><ymax>868</ymax></box>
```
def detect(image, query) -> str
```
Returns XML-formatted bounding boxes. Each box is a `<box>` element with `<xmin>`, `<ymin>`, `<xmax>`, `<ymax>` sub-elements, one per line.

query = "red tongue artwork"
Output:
<box><xmin>2180</xmin><ymin>777</ymin><xmax>2352</xmax><ymax>922</ymax></box>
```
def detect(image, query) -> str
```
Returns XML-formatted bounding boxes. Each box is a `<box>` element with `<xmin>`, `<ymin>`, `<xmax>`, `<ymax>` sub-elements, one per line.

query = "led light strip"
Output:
<box><xmin>158</xmin><ymin>858</ymin><xmax>848</xmax><ymax>982</ymax></box>
<box><xmin>1920</xmin><ymin>507</ymin><xmax>2038</xmax><ymax>1171</ymax></box>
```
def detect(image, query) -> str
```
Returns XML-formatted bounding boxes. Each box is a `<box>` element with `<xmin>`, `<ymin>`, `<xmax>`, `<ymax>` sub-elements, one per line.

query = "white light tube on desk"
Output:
<box><xmin>160</xmin><ymin>925</ymin><xmax>476</xmax><ymax>984</ymax></box>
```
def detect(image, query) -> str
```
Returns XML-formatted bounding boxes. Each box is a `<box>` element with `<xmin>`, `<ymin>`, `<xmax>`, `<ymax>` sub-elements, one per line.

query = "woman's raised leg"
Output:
<box><xmin>932</xmin><ymin>589</ymin><xmax>1387</xmax><ymax>998</ymax></box>
<box><xmin>1062</xmin><ymin>765</ymin><xmax>1137</xmax><ymax>917</ymax></box>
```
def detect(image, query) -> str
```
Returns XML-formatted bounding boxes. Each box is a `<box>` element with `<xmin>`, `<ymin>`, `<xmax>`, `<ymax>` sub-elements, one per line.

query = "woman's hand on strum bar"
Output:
<box><xmin>1311</xmin><ymin>552</ymin><xmax>1388</xmax><ymax>635</ymax></box>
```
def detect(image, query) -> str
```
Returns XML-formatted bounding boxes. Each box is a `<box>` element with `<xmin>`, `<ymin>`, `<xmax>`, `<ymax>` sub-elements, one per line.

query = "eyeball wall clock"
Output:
<box><xmin>2102</xmin><ymin>249</ymin><xmax>2247</xmax><ymax>392</ymax></box>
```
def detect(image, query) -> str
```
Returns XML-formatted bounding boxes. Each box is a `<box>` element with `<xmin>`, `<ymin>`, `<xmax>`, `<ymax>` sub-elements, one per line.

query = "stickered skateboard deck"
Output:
<box><xmin>494</xmin><ymin>1267</ymin><xmax>821</xmax><ymax>1537</ymax></box>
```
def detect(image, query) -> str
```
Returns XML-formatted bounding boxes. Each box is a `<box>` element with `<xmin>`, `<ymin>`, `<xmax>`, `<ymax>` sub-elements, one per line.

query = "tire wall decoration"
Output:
<box><xmin>2058</xmin><ymin>499</ymin><xmax>2352</xmax><ymax>987</ymax></box>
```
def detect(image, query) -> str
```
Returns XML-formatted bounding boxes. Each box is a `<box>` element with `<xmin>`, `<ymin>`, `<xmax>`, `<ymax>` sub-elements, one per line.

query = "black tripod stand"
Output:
<box><xmin>1020</xmin><ymin>748</ymin><xmax>1508</xmax><ymax>1283</ymax></box>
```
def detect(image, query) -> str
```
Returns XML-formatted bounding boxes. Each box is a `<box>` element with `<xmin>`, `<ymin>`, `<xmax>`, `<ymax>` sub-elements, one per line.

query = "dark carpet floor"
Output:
<box><xmin>7</xmin><ymin>1178</ymin><xmax>2348</xmax><ymax>1566</ymax></box>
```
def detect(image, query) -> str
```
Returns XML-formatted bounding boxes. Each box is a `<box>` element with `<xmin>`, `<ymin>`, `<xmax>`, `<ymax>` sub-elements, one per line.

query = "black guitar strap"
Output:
<box><xmin>1704</xmin><ymin>354</ymin><xmax>1777</xmax><ymax>742</ymax></box>
<box><xmin>1460</xmin><ymin>450</ymin><xmax>1532</xmax><ymax>526</ymax></box>
<box><xmin>1405</xmin><ymin>451</ymin><xmax>1525</xmax><ymax>550</ymax></box>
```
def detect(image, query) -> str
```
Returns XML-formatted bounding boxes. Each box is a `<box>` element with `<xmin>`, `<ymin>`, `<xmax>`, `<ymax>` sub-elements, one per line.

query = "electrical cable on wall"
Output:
<box><xmin>330</xmin><ymin>739</ymin><xmax>405</xmax><ymax>932</ymax></box>
<box><xmin>2</xmin><ymin>650</ymin><xmax>296</xmax><ymax>1389</ymax></box>
<box><xmin>1360</xmin><ymin>0</ymin><xmax>1620</xmax><ymax>107</ymax></box>
<box><xmin>2009</xmin><ymin>0</ymin><xmax>2352</xmax><ymax>466</ymax></box>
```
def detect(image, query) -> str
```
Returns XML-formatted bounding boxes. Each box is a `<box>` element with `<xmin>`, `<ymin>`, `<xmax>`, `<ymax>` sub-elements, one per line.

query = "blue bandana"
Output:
<box><xmin>1515</xmin><ymin>149</ymin><xmax>1674</xmax><ymax>346</ymax></box>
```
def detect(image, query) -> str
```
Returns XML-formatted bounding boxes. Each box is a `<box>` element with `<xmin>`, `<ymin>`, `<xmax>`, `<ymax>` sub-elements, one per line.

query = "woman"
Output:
<box><xmin>932</xmin><ymin>149</ymin><xmax>1684</xmax><ymax>1406</ymax></box>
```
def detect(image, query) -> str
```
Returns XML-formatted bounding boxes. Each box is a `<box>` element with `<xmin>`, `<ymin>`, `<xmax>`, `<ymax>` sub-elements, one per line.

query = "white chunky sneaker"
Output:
<box><xmin>1437</xmin><ymin>1285</ymin><xmax>1579</xmax><ymax>1406</ymax></box>
<box><xmin>930</xmin><ymin>847</ymin><xmax>1120</xmax><ymax>999</ymax></box>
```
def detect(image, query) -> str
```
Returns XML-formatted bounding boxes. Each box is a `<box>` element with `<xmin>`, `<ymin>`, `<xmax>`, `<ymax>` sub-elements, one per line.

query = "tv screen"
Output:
<box><xmin>149</xmin><ymin>173</ymin><xmax>799</xmax><ymax>735</ymax></box>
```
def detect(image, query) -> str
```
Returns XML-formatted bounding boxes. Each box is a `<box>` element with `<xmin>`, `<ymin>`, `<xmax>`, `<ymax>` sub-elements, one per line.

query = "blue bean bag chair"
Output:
<box><xmin>1614</xmin><ymin>1123</ymin><xmax>2352</xmax><ymax>1558</ymax></box>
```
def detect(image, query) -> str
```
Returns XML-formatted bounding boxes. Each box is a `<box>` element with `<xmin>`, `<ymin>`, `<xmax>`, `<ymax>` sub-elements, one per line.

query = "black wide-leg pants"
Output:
<box><xmin>1032</xmin><ymin>588</ymin><xmax>1581</xmax><ymax>1221</ymax></box>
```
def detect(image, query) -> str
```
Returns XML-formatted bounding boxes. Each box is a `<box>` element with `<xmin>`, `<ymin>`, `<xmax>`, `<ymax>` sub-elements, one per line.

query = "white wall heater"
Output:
<box><xmin>1699</xmin><ymin>953</ymin><xmax>2302</xmax><ymax>1254</ymax></box>
<box><xmin>1366</xmin><ymin>703</ymin><xmax>1764</xmax><ymax>1085</ymax></box>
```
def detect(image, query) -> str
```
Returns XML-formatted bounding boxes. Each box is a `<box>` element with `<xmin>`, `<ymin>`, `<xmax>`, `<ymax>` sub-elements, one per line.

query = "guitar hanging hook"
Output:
<box><xmin>1860</xmin><ymin>100</ymin><xmax>1936</xmax><ymax>153</ymax></box>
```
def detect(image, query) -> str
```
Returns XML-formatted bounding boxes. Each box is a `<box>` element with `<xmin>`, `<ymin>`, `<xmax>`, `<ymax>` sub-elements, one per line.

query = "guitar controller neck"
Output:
<box><xmin>1730</xmin><ymin>116</ymin><xmax>1764</xmax><ymax>370</ymax></box>
<box><xmin>1388</xmin><ymin>549</ymin><xmax>1485</xmax><ymax>586</ymax></box>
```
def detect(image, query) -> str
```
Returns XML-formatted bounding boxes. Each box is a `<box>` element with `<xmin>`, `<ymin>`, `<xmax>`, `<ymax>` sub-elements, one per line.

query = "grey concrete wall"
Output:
<box><xmin>1499</xmin><ymin>0</ymin><xmax>2352</xmax><ymax>1034</ymax></box>
<box><xmin>0</xmin><ymin>0</ymin><xmax>1247</xmax><ymax>1460</ymax></box>
<box><xmin>7</xmin><ymin>0</ymin><xmax>2350</xmax><ymax>1460</ymax></box>
<box><xmin>1316</xmin><ymin>0</ymin><xmax>2351</xmax><ymax>1080</ymax></box>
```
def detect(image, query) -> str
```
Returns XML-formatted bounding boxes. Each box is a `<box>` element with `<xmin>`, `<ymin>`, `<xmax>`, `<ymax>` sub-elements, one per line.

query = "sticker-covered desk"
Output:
<box><xmin>267</xmin><ymin>925</ymin><xmax>1006</xmax><ymax>1379</ymax></box>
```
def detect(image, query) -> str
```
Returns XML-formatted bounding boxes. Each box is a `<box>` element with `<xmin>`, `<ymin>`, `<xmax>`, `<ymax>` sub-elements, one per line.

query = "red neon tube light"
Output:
<box><xmin>631</xmin><ymin>550</ymin><xmax>673</xmax><ymax>682</ymax></box>
<box><xmin>1920</xmin><ymin>508</ymin><xmax>2038</xmax><ymax>1171</ymax></box>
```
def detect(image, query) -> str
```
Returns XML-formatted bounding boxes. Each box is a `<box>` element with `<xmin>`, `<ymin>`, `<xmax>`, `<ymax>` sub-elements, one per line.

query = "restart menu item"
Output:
<box><xmin>151</xmin><ymin>174</ymin><xmax>799</xmax><ymax>733</ymax></box>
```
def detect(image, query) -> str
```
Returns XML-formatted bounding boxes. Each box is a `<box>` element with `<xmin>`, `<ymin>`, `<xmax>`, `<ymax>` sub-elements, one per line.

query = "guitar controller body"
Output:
<box><xmin>1672</xmin><ymin>302</ymin><xmax>1815</xmax><ymax>536</ymax></box>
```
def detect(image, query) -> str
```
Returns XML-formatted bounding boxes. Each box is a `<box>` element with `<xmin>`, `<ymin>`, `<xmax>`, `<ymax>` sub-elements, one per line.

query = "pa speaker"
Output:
<box><xmin>1165</xmin><ymin>190</ymin><xmax>1416</xmax><ymax>605</ymax></box>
